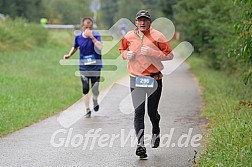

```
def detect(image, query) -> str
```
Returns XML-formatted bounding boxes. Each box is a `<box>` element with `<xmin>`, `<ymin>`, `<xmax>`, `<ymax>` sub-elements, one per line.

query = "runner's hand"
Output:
<box><xmin>140</xmin><ymin>45</ymin><xmax>150</xmax><ymax>56</ymax></box>
<box><xmin>84</xmin><ymin>29</ymin><xmax>93</xmax><ymax>38</ymax></box>
<box><xmin>63</xmin><ymin>54</ymin><xmax>70</xmax><ymax>59</ymax></box>
<box><xmin>127</xmin><ymin>51</ymin><xmax>135</xmax><ymax>60</ymax></box>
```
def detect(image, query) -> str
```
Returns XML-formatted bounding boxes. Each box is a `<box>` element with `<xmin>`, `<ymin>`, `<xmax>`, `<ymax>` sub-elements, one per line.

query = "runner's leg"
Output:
<box><xmin>147</xmin><ymin>79</ymin><xmax>162</xmax><ymax>147</ymax></box>
<box><xmin>130</xmin><ymin>76</ymin><xmax>146</xmax><ymax>145</ymax></box>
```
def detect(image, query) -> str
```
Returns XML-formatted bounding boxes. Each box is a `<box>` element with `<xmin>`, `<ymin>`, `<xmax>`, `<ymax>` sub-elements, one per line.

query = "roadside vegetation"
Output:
<box><xmin>188</xmin><ymin>56</ymin><xmax>251</xmax><ymax>166</ymax></box>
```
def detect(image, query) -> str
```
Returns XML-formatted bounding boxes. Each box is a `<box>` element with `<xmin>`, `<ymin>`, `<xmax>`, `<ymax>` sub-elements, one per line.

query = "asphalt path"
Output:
<box><xmin>0</xmin><ymin>62</ymin><xmax>205</xmax><ymax>167</ymax></box>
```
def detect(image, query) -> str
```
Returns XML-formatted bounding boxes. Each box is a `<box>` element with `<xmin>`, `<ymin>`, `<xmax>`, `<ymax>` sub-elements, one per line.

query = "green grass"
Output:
<box><xmin>0</xmin><ymin>45</ymin><xmax>81</xmax><ymax>136</ymax></box>
<box><xmin>188</xmin><ymin>56</ymin><xmax>252</xmax><ymax>167</ymax></box>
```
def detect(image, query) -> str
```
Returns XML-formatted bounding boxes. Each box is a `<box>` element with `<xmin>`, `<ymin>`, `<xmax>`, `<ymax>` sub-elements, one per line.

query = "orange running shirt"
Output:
<box><xmin>119</xmin><ymin>27</ymin><xmax>172</xmax><ymax>78</ymax></box>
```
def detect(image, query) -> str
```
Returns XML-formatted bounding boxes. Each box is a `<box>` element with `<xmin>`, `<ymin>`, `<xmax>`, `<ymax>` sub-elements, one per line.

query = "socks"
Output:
<box><xmin>93</xmin><ymin>99</ymin><xmax>99</xmax><ymax>111</ymax></box>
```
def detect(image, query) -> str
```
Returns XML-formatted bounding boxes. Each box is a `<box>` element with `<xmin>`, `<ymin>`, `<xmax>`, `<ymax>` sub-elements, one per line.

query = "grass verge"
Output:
<box><xmin>188</xmin><ymin>56</ymin><xmax>252</xmax><ymax>167</ymax></box>
<box><xmin>0</xmin><ymin>45</ymin><xmax>81</xmax><ymax>136</ymax></box>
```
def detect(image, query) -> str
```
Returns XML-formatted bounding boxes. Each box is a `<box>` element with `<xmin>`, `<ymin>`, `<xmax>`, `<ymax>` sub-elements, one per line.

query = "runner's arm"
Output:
<box><xmin>90</xmin><ymin>37</ymin><xmax>103</xmax><ymax>51</ymax></box>
<box><xmin>64</xmin><ymin>47</ymin><xmax>78</xmax><ymax>59</ymax></box>
<box><xmin>148</xmin><ymin>34</ymin><xmax>173</xmax><ymax>60</ymax></box>
<box><xmin>149</xmin><ymin>42</ymin><xmax>173</xmax><ymax>61</ymax></box>
<box><xmin>119</xmin><ymin>37</ymin><xmax>130</xmax><ymax>60</ymax></box>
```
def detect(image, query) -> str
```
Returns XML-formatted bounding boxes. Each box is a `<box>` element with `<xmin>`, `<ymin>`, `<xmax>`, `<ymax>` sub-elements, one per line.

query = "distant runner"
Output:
<box><xmin>64</xmin><ymin>17</ymin><xmax>103</xmax><ymax>118</ymax></box>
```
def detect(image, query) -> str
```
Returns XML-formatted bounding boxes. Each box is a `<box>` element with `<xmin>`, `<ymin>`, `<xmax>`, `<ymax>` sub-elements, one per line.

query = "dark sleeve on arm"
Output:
<box><xmin>93</xmin><ymin>31</ymin><xmax>102</xmax><ymax>42</ymax></box>
<box><xmin>73</xmin><ymin>36</ymin><xmax>79</xmax><ymax>48</ymax></box>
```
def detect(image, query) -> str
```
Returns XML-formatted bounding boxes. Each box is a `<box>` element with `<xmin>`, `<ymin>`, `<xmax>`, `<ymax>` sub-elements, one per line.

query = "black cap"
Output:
<box><xmin>136</xmin><ymin>10</ymin><xmax>151</xmax><ymax>20</ymax></box>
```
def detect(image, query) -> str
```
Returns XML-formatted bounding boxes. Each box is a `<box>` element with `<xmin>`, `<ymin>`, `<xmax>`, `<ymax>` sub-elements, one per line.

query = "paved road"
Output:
<box><xmin>0</xmin><ymin>62</ymin><xmax>205</xmax><ymax>167</ymax></box>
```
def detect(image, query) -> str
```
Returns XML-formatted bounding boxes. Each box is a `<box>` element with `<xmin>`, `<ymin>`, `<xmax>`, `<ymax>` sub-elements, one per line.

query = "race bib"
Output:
<box><xmin>135</xmin><ymin>76</ymin><xmax>154</xmax><ymax>88</ymax></box>
<box><xmin>83</xmin><ymin>55</ymin><xmax>96</xmax><ymax>65</ymax></box>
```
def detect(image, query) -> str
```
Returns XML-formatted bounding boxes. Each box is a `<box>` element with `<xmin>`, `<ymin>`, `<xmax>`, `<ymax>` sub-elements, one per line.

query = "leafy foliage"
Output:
<box><xmin>170</xmin><ymin>0</ymin><xmax>252</xmax><ymax>84</ymax></box>
<box><xmin>231</xmin><ymin>0</ymin><xmax>252</xmax><ymax>84</ymax></box>
<box><xmin>98</xmin><ymin>0</ymin><xmax>164</xmax><ymax>29</ymax></box>
<box><xmin>0</xmin><ymin>0</ymin><xmax>91</xmax><ymax>24</ymax></box>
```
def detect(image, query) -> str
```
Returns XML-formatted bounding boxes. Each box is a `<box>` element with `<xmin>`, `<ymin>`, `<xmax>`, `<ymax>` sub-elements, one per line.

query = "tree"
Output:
<box><xmin>174</xmin><ymin>0</ymin><xmax>237</xmax><ymax>69</ymax></box>
<box><xmin>158</xmin><ymin>0</ymin><xmax>176</xmax><ymax>21</ymax></box>
<box><xmin>0</xmin><ymin>0</ymin><xmax>43</xmax><ymax>22</ymax></box>
<box><xmin>98</xmin><ymin>0</ymin><xmax>166</xmax><ymax>29</ymax></box>
<box><xmin>0</xmin><ymin>0</ymin><xmax>91</xmax><ymax>24</ymax></box>
<box><xmin>171</xmin><ymin>0</ymin><xmax>251</xmax><ymax>84</ymax></box>
<box><xmin>41</xmin><ymin>0</ymin><xmax>91</xmax><ymax>24</ymax></box>
<box><xmin>98</xmin><ymin>0</ymin><xmax>118</xmax><ymax>29</ymax></box>
<box><xmin>231</xmin><ymin>0</ymin><xmax>252</xmax><ymax>84</ymax></box>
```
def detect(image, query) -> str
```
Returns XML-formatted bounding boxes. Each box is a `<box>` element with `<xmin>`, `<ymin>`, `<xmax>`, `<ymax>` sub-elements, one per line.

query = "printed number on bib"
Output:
<box><xmin>84</xmin><ymin>55</ymin><xmax>96</xmax><ymax>65</ymax></box>
<box><xmin>135</xmin><ymin>76</ymin><xmax>154</xmax><ymax>88</ymax></box>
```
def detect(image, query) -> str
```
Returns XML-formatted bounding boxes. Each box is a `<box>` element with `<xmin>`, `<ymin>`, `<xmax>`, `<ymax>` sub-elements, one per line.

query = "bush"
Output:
<box><xmin>0</xmin><ymin>17</ymin><xmax>48</xmax><ymax>51</ymax></box>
